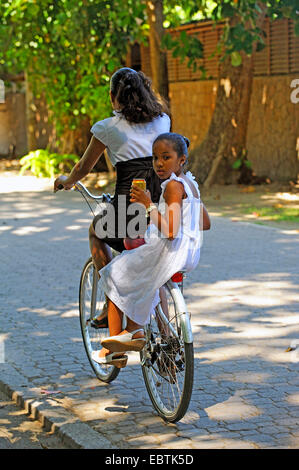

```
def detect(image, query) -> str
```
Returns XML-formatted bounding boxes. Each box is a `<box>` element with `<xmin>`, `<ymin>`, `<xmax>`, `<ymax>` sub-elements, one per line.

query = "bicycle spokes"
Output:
<box><xmin>140</xmin><ymin>283</ymin><xmax>194</xmax><ymax>422</ymax></box>
<box><xmin>79</xmin><ymin>258</ymin><xmax>120</xmax><ymax>383</ymax></box>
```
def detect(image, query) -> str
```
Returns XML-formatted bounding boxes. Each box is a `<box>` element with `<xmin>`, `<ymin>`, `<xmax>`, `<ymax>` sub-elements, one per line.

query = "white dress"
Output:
<box><xmin>98</xmin><ymin>171</ymin><xmax>202</xmax><ymax>326</ymax></box>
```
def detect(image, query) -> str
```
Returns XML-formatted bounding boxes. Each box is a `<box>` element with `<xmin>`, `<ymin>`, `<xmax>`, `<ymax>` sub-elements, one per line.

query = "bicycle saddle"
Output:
<box><xmin>123</xmin><ymin>237</ymin><xmax>145</xmax><ymax>250</ymax></box>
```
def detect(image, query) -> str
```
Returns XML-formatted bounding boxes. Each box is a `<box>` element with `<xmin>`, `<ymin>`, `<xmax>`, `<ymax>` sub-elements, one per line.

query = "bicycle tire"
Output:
<box><xmin>140</xmin><ymin>282</ymin><xmax>194</xmax><ymax>422</ymax></box>
<box><xmin>79</xmin><ymin>257</ymin><xmax>120</xmax><ymax>383</ymax></box>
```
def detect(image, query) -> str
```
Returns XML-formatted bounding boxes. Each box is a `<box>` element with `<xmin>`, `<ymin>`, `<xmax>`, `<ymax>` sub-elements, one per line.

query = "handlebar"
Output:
<box><xmin>56</xmin><ymin>179</ymin><xmax>111</xmax><ymax>203</ymax></box>
<box><xmin>74</xmin><ymin>181</ymin><xmax>106</xmax><ymax>201</ymax></box>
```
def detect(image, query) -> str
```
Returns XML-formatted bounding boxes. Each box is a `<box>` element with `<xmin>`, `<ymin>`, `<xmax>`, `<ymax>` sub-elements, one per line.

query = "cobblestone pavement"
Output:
<box><xmin>0</xmin><ymin>180</ymin><xmax>298</xmax><ymax>449</ymax></box>
<box><xmin>0</xmin><ymin>389</ymin><xmax>71</xmax><ymax>449</ymax></box>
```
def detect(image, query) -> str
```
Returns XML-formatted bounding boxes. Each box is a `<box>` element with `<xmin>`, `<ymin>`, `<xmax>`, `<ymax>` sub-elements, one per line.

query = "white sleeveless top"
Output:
<box><xmin>90</xmin><ymin>112</ymin><xmax>171</xmax><ymax>166</ymax></box>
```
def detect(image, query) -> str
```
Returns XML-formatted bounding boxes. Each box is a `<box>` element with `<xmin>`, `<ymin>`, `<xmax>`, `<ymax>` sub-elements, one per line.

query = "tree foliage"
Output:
<box><xmin>1</xmin><ymin>1</ymin><xmax>298</xmax><ymax>122</ymax></box>
<box><xmin>0</xmin><ymin>0</ymin><xmax>147</xmax><ymax>139</ymax></box>
<box><xmin>162</xmin><ymin>1</ymin><xmax>299</xmax><ymax>72</ymax></box>
<box><xmin>0</xmin><ymin>0</ymin><xmax>298</xmax><ymax>165</ymax></box>
<box><xmin>19</xmin><ymin>149</ymin><xmax>79</xmax><ymax>178</ymax></box>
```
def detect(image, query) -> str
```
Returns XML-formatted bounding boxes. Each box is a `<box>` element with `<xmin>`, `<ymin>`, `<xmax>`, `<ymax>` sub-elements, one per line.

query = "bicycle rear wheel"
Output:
<box><xmin>140</xmin><ymin>282</ymin><xmax>194</xmax><ymax>422</ymax></box>
<box><xmin>79</xmin><ymin>257</ymin><xmax>120</xmax><ymax>383</ymax></box>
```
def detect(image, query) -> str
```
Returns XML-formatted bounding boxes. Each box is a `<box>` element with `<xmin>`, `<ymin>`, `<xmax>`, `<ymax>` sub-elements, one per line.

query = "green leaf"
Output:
<box><xmin>180</xmin><ymin>30</ymin><xmax>188</xmax><ymax>45</ymax></box>
<box><xmin>161</xmin><ymin>32</ymin><xmax>174</xmax><ymax>50</ymax></box>
<box><xmin>221</xmin><ymin>4</ymin><xmax>235</xmax><ymax>18</ymax></box>
<box><xmin>253</xmin><ymin>3</ymin><xmax>261</xmax><ymax>13</ymax></box>
<box><xmin>256</xmin><ymin>40</ymin><xmax>265</xmax><ymax>52</ymax></box>
<box><xmin>172</xmin><ymin>45</ymin><xmax>181</xmax><ymax>58</ymax></box>
<box><xmin>232</xmin><ymin>159</ymin><xmax>242</xmax><ymax>170</ymax></box>
<box><xmin>211</xmin><ymin>5</ymin><xmax>219</xmax><ymax>20</ymax></box>
<box><xmin>231</xmin><ymin>51</ymin><xmax>242</xmax><ymax>67</ymax></box>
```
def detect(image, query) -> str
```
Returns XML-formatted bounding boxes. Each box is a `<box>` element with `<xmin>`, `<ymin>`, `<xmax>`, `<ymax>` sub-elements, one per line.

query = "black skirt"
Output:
<box><xmin>92</xmin><ymin>156</ymin><xmax>161</xmax><ymax>253</ymax></box>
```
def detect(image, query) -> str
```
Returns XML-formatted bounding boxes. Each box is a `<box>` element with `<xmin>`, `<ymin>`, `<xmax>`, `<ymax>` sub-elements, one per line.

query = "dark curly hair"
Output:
<box><xmin>110</xmin><ymin>67</ymin><xmax>164</xmax><ymax>124</ymax></box>
<box><xmin>153</xmin><ymin>132</ymin><xmax>190</xmax><ymax>160</ymax></box>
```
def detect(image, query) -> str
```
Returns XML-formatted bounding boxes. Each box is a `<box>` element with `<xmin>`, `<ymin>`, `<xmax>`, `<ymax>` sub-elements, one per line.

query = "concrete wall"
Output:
<box><xmin>0</xmin><ymin>86</ymin><xmax>27</xmax><ymax>157</ymax></box>
<box><xmin>169</xmin><ymin>74</ymin><xmax>299</xmax><ymax>181</ymax></box>
<box><xmin>0</xmin><ymin>82</ymin><xmax>54</xmax><ymax>158</ymax></box>
<box><xmin>169</xmin><ymin>80</ymin><xmax>217</xmax><ymax>151</ymax></box>
<box><xmin>247</xmin><ymin>74</ymin><xmax>299</xmax><ymax>181</ymax></box>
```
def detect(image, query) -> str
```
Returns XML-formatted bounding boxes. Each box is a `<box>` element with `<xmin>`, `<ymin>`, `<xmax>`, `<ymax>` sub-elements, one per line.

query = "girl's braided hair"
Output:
<box><xmin>153</xmin><ymin>132</ymin><xmax>190</xmax><ymax>164</ymax></box>
<box><xmin>110</xmin><ymin>67</ymin><xmax>164</xmax><ymax>124</ymax></box>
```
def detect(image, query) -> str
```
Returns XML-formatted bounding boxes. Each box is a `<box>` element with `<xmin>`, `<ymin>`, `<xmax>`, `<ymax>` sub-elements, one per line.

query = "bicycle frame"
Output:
<box><xmin>91</xmin><ymin>266</ymin><xmax>98</xmax><ymax>318</ymax></box>
<box><xmin>165</xmin><ymin>280</ymin><xmax>193</xmax><ymax>344</ymax></box>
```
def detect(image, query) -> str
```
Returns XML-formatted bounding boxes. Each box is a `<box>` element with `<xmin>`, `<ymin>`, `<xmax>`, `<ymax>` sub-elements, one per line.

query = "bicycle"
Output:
<box><xmin>64</xmin><ymin>180</ymin><xmax>194</xmax><ymax>422</ymax></box>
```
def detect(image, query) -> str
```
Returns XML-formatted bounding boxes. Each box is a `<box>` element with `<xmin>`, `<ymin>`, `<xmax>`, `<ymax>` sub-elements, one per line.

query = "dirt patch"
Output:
<box><xmin>0</xmin><ymin>158</ymin><xmax>22</xmax><ymax>172</ymax></box>
<box><xmin>200</xmin><ymin>182</ymin><xmax>299</xmax><ymax>231</ymax></box>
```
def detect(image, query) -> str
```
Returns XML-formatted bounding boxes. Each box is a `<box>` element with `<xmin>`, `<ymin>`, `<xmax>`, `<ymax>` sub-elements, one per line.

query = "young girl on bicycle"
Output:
<box><xmin>92</xmin><ymin>132</ymin><xmax>210</xmax><ymax>367</ymax></box>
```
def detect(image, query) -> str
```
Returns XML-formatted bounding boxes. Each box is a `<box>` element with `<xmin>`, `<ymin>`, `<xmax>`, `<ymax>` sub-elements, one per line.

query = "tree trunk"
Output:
<box><xmin>25</xmin><ymin>70</ymin><xmax>38</xmax><ymax>152</ymax></box>
<box><xmin>59</xmin><ymin>115</ymin><xmax>91</xmax><ymax>156</ymax></box>
<box><xmin>190</xmin><ymin>51</ymin><xmax>255</xmax><ymax>185</ymax></box>
<box><xmin>146</xmin><ymin>0</ymin><xmax>169</xmax><ymax>104</ymax></box>
<box><xmin>190</xmin><ymin>11</ymin><xmax>266</xmax><ymax>186</ymax></box>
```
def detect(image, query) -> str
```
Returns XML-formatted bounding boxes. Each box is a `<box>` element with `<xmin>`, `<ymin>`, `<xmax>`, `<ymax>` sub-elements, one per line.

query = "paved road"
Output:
<box><xmin>0</xmin><ymin>179</ymin><xmax>298</xmax><ymax>449</ymax></box>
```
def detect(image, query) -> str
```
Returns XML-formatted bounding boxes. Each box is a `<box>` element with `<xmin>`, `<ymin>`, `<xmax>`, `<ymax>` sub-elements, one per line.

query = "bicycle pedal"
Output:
<box><xmin>90</xmin><ymin>318</ymin><xmax>108</xmax><ymax>329</ymax></box>
<box><xmin>176</xmin><ymin>359</ymin><xmax>184</xmax><ymax>371</ymax></box>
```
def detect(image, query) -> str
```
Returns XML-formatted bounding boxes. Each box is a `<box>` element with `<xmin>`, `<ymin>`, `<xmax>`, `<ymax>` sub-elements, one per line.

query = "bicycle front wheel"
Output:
<box><xmin>140</xmin><ymin>282</ymin><xmax>194</xmax><ymax>422</ymax></box>
<box><xmin>79</xmin><ymin>257</ymin><xmax>120</xmax><ymax>383</ymax></box>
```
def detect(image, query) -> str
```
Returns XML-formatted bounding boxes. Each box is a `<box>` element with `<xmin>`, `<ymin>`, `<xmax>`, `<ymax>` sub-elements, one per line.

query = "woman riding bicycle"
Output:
<box><xmin>54</xmin><ymin>67</ymin><xmax>170</xmax><ymax>273</ymax></box>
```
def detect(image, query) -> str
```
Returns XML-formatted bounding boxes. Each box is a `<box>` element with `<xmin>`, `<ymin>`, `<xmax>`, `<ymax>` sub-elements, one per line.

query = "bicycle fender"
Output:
<box><xmin>166</xmin><ymin>280</ymin><xmax>193</xmax><ymax>344</ymax></box>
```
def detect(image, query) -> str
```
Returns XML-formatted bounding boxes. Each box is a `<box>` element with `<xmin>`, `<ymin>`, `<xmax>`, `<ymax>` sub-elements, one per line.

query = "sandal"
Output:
<box><xmin>90</xmin><ymin>299</ymin><xmax>108</xmax><ymax>329</ymax></box>
<box><xmin>101</xmin><ymin>329</ymin><xmax>146</xmax><ymax>353</ymax></box>
<box><xmin>90</xmin><ymin>315</ymin><xmax>108</xmax><ymax>329</ymax></box>
<box><xmin>91</xmin><ymin>350</ymin><xmax>128</xmax><ymax>368</ymax></box>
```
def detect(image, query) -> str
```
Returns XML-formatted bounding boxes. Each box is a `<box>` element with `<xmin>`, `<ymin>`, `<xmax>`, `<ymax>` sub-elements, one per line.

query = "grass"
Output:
<box><xmin>242</xmin><ymin>205</ymin><xmax>299</xmax><ymax>222</ymax></box>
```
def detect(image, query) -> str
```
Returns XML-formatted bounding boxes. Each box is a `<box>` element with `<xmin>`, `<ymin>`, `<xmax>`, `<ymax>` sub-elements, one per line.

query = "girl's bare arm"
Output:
<box><xmin>201</xmin><ymin>203</ymin><xmax>211</xmax><ymax>230</ymax></box>
<box><xmin>152</xmin><ymin>180</ymin><xmax>184</xmax><ymax>240</ymax></box>
<box><xmin>130</xmin><ymin>180</ymin><xmax>184</xmax><ymax>240</ymax></box>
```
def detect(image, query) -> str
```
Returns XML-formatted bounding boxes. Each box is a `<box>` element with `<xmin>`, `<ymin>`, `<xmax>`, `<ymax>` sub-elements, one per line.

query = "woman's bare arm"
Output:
<box><xmin>54</xmin><ymin>136</ymin><xmax>106</xmax><ymax>191</ymax></box>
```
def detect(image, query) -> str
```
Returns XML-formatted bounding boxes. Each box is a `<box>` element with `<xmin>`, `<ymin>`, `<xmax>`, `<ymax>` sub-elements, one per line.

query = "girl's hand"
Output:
<box><xmin>130</xmin><ymin>187</ymin><xmax>152</xmax><ymax>208</ymax></box>
<box><xmin>201</xmin><ymin>203</ymin><xmax>211</xmax><ymax>230</ymax></box>
<box><xmin>54</xmin><ymin>175</ymin><xmax>74</xmax><ymax>192</ymax></box>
